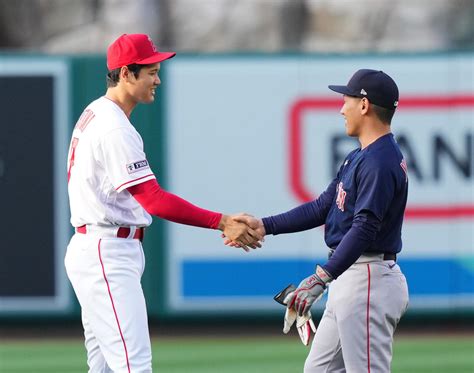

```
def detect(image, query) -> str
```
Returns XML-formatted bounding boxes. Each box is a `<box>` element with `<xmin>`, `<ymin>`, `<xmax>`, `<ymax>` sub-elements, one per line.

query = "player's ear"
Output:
<box><xmin>120</xmin><ymin>66</ymin><xmax>132</xmax><ymax>82</ymax></box>
<box><xmin>360</xmin><ymin>97</ymin><xmax>369</xmax><ymax>115</ymax></box>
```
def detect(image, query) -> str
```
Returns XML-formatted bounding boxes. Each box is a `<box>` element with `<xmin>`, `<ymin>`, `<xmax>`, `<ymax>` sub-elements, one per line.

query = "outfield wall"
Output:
<box><xmin>0</xmin><ymin>53</ymin><xmax>472</xmax><ymax>319</ymax></box>
<box><xmin>164</xmin><ymin>54</ymin><xmax>474</xmax><ymax>316</ymax></box>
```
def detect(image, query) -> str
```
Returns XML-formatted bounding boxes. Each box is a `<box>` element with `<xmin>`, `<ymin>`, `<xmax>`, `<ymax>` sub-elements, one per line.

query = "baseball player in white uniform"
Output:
<box><xmin>65</xmin><ymin>33</ymin><xmax>262</xmax><ymax>373</ymax></box>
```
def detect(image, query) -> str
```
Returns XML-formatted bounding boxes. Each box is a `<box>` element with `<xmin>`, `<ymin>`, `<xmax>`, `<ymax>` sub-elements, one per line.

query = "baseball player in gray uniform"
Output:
<box><xmin>229</xmin><ymin>69</ymin><xmax>409</xmax><ymax>372</ymax></box>
<box><xmin>65</xmin><ymin>33</ymin><xmax>262</xmax><ymax>373</ymax></box>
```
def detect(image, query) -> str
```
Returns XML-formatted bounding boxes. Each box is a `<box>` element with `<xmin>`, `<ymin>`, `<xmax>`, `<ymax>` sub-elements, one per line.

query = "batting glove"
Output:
<box><xmin>274</xmin><ymin>284</ymin><xmax>318</xmax><ymax>345</ymax></box>
<box><xmin>296</xmin><ymin>312</ymin><xmax>317</xmax><ymax>346</ymax></box>
<box><xmin>283</xmin><ymin>303</ymin><xmax>317</xmax><ymax>345</ymax></box>
<box><xmin>284</xmin><ymin>265</ymin><xmax>332</xmax><ymax>317</ymax></box>
<box><xmin>274</xmin><ymin>284</ymin><xmax>297</xmax><ymax>332</ymax></box>
<box><xmin>282</xmin><ymin>306</ymin><xmax>297</xmax><ymax>334</ymax></box>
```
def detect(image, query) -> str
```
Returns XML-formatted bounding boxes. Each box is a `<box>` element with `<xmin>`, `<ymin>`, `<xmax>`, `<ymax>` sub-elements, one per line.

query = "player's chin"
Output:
<box><xmin>344</xmin><ymin>123</ymin><xmax>354</xmax><ymax>136</ymax></box>
<box><xmin>142</xmin><ymin>94</ymin><xmax>156</xmax><ymax>103</ymax></box>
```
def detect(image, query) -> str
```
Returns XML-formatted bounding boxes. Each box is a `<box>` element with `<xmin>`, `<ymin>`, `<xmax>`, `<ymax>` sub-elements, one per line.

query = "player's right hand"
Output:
<box><xmin>222</xmin><ymin>214</ymin><xmax>266</xmax><ymax>250</ymax></box>
<box><xmin>218</xmin><ymin>214</ymin><xmax>264</xmax><ymax>251</ymax></box>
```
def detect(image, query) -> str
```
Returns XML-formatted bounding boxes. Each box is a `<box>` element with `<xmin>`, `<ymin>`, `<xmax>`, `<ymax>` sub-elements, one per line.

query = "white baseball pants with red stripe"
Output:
<box><xmin>65</xmin><ymin>233</ymin><xmax>152</xmax><ymax>373</ymax></box>
<box><xmin>304</xmin><ymin>255</ymin><xmax>409</xmax><ymax>373</ymax></box>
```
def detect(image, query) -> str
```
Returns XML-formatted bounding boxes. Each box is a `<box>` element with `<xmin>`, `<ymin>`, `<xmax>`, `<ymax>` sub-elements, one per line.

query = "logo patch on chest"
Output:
<box><xmin>126</xmin><ymin>160</ymin><xmax>149</xmax><ymax>174</ymax></box>
<box><xmin>336</xmin><ymin>182</ymin><xmax>347</xmax><ymax>212</ymax></box>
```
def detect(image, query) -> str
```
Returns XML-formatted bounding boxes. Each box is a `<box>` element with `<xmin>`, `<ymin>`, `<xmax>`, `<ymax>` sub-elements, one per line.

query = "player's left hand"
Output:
<box><xmin>284</xmin><ymin>265</ymin><xmax>333</xmax><ymax>317</ymax></box>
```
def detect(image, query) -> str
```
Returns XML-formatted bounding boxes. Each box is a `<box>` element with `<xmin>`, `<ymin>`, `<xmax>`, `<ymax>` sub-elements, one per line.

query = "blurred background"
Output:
<box><xmin>0</xmin><ymin>0</ymin><xmax>473</xmax><ymax>52</ymax></box>
<box><xmin>0</xmin><ymin>0</ymin><xmax>473</xmax><ymax>372</ymax></box>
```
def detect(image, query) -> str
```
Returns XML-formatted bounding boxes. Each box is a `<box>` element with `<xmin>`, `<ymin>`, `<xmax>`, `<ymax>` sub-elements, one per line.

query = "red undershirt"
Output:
<box><xmin>127</xmin><ymin>179</ymin><xmax>222</xmax><ymax>229</ymax></box>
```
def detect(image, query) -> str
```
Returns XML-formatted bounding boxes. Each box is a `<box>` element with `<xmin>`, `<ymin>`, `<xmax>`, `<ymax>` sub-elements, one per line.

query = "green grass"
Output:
<box><xmin>0</xmin><ymin>335</ymin><xmax>472</xmax><ymax>372</ymax></box>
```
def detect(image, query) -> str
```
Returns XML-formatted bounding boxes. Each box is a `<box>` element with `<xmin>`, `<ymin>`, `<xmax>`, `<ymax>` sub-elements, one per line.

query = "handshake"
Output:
<box><xmin>218</xmin><ymin>213</ymin><xmax>265</xmax><ymax>252</ymax></box>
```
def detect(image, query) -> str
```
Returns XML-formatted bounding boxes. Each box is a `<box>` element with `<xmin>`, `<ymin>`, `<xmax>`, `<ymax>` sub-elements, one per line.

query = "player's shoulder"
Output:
<box><xmin>361</xmin><ymin>134</ymin><xmax>403</xmax><ymax>169</ymax></box>
<box><xmin>87</xmin><ymin>97</ymin><xmax>135</xmax><ymax>134</ymax></box>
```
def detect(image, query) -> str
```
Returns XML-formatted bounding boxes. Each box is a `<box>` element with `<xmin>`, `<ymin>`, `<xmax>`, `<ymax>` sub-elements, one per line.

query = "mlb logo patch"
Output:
<box><xmin>126</xmin><ymin>160</ymin><xmax>149</xmax><ymax>174</ymax></box>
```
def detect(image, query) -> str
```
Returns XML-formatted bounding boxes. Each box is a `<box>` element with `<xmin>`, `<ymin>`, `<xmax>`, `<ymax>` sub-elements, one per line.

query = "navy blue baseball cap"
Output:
<box><xmin>328</xmin><ymin>69</ymin><xmax>399</xmax><ymax>110</ymax></box>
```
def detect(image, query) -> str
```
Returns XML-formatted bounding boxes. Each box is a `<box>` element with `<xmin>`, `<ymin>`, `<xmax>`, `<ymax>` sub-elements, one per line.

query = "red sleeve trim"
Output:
<box><xmin>116</xmin><ymin>173</ymin><xmax>155</xmax><ymax>191</ymax></box>
<box><xmin>128</xmin><ymin>179</ymin><xmax>222</xmax><ymax>229</ymax></box>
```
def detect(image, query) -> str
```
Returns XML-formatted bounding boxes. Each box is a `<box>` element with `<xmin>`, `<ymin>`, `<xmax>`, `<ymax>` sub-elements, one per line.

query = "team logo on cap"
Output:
<box><xmin>147</xmin><ymin>37</ymin><xmax>158</xmax><ymax>53</ymax></box>
<box><xmin>394</xmin><ymin>101</ymin><xmax>399</xmax><ymax>107</ymax></box>
<box><xmin>360</xmin><ymin>89</ymin><xmax>367</xmax><ymax>95</ymax></box>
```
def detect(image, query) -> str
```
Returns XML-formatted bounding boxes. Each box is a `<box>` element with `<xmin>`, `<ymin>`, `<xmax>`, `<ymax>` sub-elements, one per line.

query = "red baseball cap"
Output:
<box><xmin>107</xmin><ymin>34</ymin><xmax>176</xmax><ymax>71</ymax></box>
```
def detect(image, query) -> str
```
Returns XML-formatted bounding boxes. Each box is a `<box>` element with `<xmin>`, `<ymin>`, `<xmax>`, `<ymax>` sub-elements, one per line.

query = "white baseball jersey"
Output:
<box><xmin>67</xmin><ymin>96</ymin><xmax>155</xmax><ymax>228</ymax></box>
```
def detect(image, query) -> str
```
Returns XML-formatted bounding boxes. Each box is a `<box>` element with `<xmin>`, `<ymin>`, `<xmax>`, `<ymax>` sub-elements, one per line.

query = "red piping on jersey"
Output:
<box><xmin>98</xmin><ymin>239</ymin><xmax>131</xmax><ymax>373</ymax></box>
<box><xmin>116</xmin><ymin>174</ymin><xmax>155</xmax><ymax>191</ymax></box>
<box><xmin>366</xmin><ymin>263</ymin><xmax>371</xmax><ymax>373</ymax></box>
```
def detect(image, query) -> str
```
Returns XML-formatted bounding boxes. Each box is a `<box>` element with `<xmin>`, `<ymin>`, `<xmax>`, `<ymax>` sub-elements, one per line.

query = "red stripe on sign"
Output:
<box><xmin>98</xmin><ymin>239</ymin><xmax>131</xmax><ymax>373</ymax></box>
<box><xmin>366</xmin><ymin>264</ymin><xmax>371</xmax><ymax>373</ymax></box>
<box><xmin>116</xmin><ymin>174</ymin><xmax>155</xmax><ymax>191</ymax></box>
<box><xmin>398</xmin><ymin>95</ymin><xmax>474</xmax><ymax>108</ymax></box>
<box><xmin>404</xmin><ymin>205</ymin><xmax>474</xmax><ymax>219</ymax></box>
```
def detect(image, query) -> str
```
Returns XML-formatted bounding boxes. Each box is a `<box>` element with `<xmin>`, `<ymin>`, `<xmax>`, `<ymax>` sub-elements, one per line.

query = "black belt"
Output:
<box><xmin>328</xmin><ymin>249</ymin><xmax>396</xmax><ymax>261</ymax></box>
<box><xmin>381</xmin><ymin>253</ymin><xmax>397</xmax><ymax>261</ymax></box>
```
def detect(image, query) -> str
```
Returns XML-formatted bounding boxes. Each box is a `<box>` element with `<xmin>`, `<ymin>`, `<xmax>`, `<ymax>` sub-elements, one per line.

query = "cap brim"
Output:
<box><xmin>137</xmin><ymin>51</ymin><xmax>176</xmax><ymax>65</ymax></box>
<box><xmin>328</xmin><ymin>85</ymin><xmax>357</xmax><ymax>96</ymax></box>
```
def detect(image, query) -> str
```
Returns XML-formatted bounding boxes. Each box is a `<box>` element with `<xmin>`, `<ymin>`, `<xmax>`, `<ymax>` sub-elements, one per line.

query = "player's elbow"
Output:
<box><xmin>352</xmin><ymin>211</ymin><xmax>380</xmax><ymax>241</ymax></box>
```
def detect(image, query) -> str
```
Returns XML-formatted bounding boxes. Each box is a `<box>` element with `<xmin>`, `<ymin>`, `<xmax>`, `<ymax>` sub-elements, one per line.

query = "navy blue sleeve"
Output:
<box><xmin>262</xmin><ymin>178</ymin><xmax>337</xmax><ymax>235</ymax></box>
<box><xmin>322</xmin><ymin>211</ymin><xmax>381</xmax><ymax>279</ymax></box>
<box><xmin>355</xmin><ymin>158</ymin><xmax>395</xmax><ymax>220</ymax></box>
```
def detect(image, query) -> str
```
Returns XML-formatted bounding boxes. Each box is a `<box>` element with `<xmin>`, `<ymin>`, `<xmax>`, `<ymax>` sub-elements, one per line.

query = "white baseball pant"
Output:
<box><xmin>65</xmin><ymin>230</ymin><xmax>152</xmax><ymax>373</ymax></box>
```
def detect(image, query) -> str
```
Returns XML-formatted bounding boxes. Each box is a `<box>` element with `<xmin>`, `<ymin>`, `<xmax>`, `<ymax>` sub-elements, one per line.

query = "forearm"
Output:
<box><xmin>322</xmin><ymin>212</ymin><xmax>380</xmax><ymax>278</ymax></box>
<box><xmin>128</xmin><ymin>179</ymin><xmax>222</xmax><ymax>229</ymax></box>
<box><xmin>262</xmin><ymin>197</ymin><xmax>332</xmax><ymax>236</ymax></box>
<box><xmin>262</xmin><ymin>179</ymin><xmax>337</xmax><ymax>235</ymax></box>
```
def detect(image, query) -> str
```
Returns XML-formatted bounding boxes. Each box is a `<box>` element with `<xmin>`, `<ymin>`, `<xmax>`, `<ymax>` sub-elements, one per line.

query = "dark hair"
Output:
<box><xmin>372</xmin><ymin>103</ymin><xmax>396</xmax><ymax>124</ymax></box>
<box><xmin>106</xmin><ymin>63</ymin><xmax>145</xmax><ymax>88</ymax></box>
